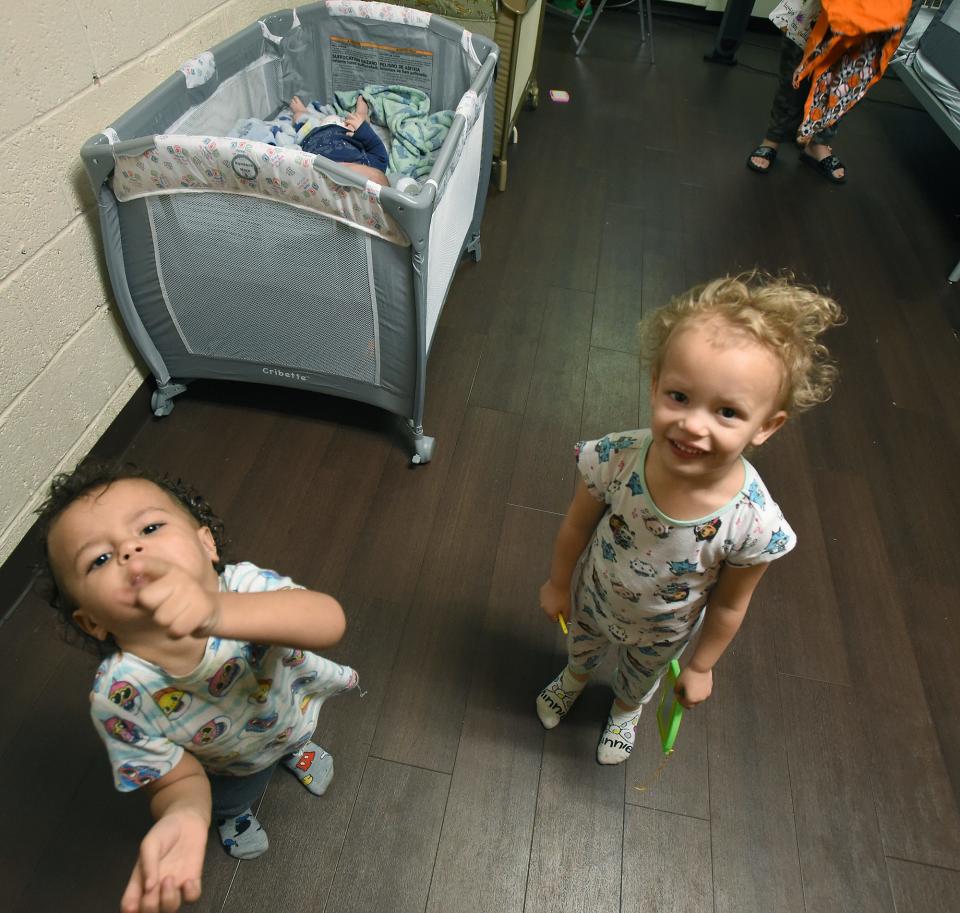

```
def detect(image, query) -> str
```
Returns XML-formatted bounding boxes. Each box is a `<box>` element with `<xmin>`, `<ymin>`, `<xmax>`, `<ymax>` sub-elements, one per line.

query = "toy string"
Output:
<box><xmin>632</xmin><ymin>748</ymin><xmax>675</xmax><ymax>793</ymax></box>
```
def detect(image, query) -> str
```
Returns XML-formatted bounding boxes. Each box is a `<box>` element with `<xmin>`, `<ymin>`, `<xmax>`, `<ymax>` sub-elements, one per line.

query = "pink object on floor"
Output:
<box><xmin>549</xmin><ymin>89</ymin><xmax>570</xmax><ymax>103</ymax></box>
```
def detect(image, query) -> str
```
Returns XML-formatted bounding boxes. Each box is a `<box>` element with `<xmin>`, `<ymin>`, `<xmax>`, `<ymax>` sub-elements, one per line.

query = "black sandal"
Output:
<box><xmin>799</xmin><ymin>151</ymin><xmax>847</xmax><ymax>184</ymax></box>
<box><xmin>746</xmin><ymin>144</ymin><xmax>777</xmax><ymax>174</ymax></box>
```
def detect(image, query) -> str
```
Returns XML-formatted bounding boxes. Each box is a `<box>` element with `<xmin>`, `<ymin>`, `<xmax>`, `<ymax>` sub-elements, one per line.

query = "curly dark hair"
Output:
<box><xmin>34</xmin><ymin>459</ymin><xmax>228</xmax><ymax>658</ymax></box>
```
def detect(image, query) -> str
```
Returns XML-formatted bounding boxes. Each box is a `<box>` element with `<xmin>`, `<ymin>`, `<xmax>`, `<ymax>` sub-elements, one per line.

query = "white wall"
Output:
<box><xmin>0</xmin><ymin>0</ymin><xmax>281</xmax><ymax>565</ymax></box>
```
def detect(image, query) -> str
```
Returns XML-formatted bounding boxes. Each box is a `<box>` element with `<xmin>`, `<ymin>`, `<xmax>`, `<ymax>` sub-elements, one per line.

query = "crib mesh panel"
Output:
<box><xmin>425</xmin><ymin>100</ymin><xmax>485</xmax><ymax>348</ymax></box>
<box><xmin>147</xmin><ymin>193</ymin><xmax>379</xmax><ymax>384</ymax></box>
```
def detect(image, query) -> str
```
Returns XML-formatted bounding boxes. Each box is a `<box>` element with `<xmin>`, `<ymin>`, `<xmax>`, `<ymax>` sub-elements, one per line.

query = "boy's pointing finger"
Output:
<box><xmin>128</xmin><ymin>555</ymin><xmax>173</xmax><ymax>582</ymax></box>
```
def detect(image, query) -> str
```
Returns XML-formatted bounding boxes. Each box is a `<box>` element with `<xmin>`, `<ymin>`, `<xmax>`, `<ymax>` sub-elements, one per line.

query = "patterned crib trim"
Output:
<box><xmin>111</xmin><ymin>134</ymin><xmax>409</xmax><ymax>246</ymax></box>
<box><xmin>325</xmin><ymin>0</ymin><xmax>432</xmax><ymax>27</ymax></box>
<box><xmin>180</xmin><ymin>51</ymin><xmax>216</xmax><ymax>88</ymax></box>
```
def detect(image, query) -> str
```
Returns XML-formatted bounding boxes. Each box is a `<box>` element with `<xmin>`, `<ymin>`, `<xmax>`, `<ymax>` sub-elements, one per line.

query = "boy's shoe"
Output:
<box><xmin>283</xmin><ymin>741</ymin><xmax>334</xmax><ymax>796</ymax></box>
<box><xmin>536</xmin><ymin>666</ymin><xmax>587</xmax><ymax>729</ymax></box>
<box><xmin>217</xmin><ymin>808</ymin><xmax>269</xmax><ymax>860</ymax></box>
<box><xmin>597</xmin><ymin>704</ymin><xmax>641</xmax><ymax>765</ymax></box>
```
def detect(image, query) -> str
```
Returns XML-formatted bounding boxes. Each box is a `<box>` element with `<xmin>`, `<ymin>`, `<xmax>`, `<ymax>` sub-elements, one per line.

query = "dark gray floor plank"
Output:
<box><xmin>469</xmin><ymin>331</ymin><xmax>540</xmax><ymax>415</ymax></box>
<box><xmin>626</xmin><ymin>683</ymin><xmax>710</xmax><ymax>821</ymax></box>
<box><xmin>639</xmin><ymin>223</ymin><xmax>689</xmax><ymax>317</ymax></box>
<box><xmin>525</xmin><ymin>687</ymin><xmax>624</xmax><ymax>913</ymax></box>
<box><xmin>596</xmin><ymin>204</ymin><xmax>645</xmax><ymax>292</ymax></box>
<box><xmin>622</xmin><ymin>806</ymin><xmax>713</xmax><ymax>913</ymax></box>
<box><xmin>886</xmin><ymin>858</ymin><xmax>960</xmax><ymax>913</ymax></box>
<box><xmin>220</xmin><ymin>593</ymin><xmax>411</xmax><ymax>912</ymax></box>
<box><xmin>580</xmin><ymin>346</ymin><xmax>640</xmax><ymax>443</ymax></box>
<box><xmin>591</xmin><ymin>285</ymin><xmax>643</xmax><ymax>354</ymax></box>
<box><xmin>507</xmin><ymin>287</ymin><xmax>593</xmax><ymax>515</ymax></box>
<box><xmin>896</xmin><ymin>577</ymin><xmax>960</xmax><ymax>810</ymax></box>
<box><xmin>755</xmin><ymin>424</ymin><xmax>851</xmax><ymax>685</ymax></box>
<box><xmin>323</xmin><ymin>757</ymin><xmax>449</xmax><ymax>913</ymax></box>
<box><xmin>814</xmin><ymin>470</ymin><xmax>960</xmax><ymax>870</ymax></box>
<box><xmin>426</xmin><ymin>505</ymin><xmax>560</xmax><ymax>913</ymax></box>
<box><xmin>370</xmin><ymin>406</ymin><xmax>522</xmax><ymax>772</ymax></box>
<box><xmin>342</xmin><ymin>327</ymin><xmax>485</xmax><ymax>609</ymax></box>
<box><xmin>0</xmin><ymin>592</ymin><xmax>73</xmax><ymax>758</ymax></box>
<box><xmin>779</xmin><ymin>674</ymin><xmax>895</xmax><ymax>913</ymax></box>
<box><xmin>707</xmin><ymin>606</ymin><xmax>805</xmax><ymax>913</ymax></box>
<box><xmin>1</xmin><ymin>647</ymin><xmax>120</xmax><ymax>910</ymax></box>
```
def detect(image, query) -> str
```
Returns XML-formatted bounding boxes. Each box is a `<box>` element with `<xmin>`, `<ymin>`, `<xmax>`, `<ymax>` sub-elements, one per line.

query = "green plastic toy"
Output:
<box><xmin>656</xmin><ymin>659</ymin><xmax>684</xmax><ymax>754</ymax></box>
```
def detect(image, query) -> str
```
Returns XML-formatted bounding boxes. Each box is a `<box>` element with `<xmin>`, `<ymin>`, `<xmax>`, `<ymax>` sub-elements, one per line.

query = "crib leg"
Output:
<box><xmin>466</xmin><ymin>235</ymin><xmax>482</xmax><ymax>263</ymax></box>
<box><xmin>495</xmin><ymin>159</ymin><xmax>508</xmax><ymax>192</ymax></box>
<box><xmin>408</xmin><ymin>423</ymin><xmax>436</xmax><ymax>465</ymax></box>
<box><xmin>949</xmin><ymin>256</ymin><xmax>960</xmax><ymax>284</ymax></box>
<box><xmin>151</xmin><ymin>381</ymin><xmax>189</xmax><ymax>417</ymax></box>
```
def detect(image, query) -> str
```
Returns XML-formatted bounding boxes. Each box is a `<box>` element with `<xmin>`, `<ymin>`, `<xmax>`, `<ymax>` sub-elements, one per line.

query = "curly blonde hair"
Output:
<box><xmin>639</xmin><ymin>272</ymin><xmax>844</xmax><ymax>413</ymax></box>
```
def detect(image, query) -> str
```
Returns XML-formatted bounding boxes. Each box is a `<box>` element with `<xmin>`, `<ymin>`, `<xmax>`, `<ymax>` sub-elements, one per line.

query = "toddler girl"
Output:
<box><xmin>536</xmin><ymin>273</ymin><xmax>843</xmax><ymax>764</ymax></box>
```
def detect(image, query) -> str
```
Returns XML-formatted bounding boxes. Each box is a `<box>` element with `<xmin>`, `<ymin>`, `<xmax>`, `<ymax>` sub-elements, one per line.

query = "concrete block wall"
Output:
<box><xmin>0</xmin><ymin>0</ymin><xmax>281</xmax><ymax>565</ymax></box>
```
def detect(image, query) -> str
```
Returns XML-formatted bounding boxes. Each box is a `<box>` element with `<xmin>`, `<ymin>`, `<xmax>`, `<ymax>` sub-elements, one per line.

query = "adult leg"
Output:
<box><xmin>748</xmin><ymin>38</ymin><xmax>808</xmax><ymax>172</ymax></box>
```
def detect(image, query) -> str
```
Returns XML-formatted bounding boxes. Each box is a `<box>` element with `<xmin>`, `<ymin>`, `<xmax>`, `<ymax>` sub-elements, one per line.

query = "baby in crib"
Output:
<box><xmin>289</xmin><ymin>94</ymin><xmax>389</xmax><ymax>186</ymax></box>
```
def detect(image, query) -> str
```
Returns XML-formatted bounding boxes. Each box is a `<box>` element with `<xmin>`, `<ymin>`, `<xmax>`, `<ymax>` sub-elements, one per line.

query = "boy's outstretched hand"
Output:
<box><xmin>675</xmin><ymin>665</ymin><xmax>712</xmax><ymax>709</ymax></box>
<box><xmin>120</xmin><ymin>811</ymin><xmax>207</xmax><ymax>913</ymax></box>
<box><xmin>132</xmin><ymin>557</ymin><xmax>220</xmax><ymax>639</ymax></box>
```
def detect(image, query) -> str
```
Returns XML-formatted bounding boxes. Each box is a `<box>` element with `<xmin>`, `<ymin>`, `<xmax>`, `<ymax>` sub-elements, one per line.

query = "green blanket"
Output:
<box><xmin>334</xmin><ymin>84</ymin><xmax>454</xmax><ymax>179</ymax></box>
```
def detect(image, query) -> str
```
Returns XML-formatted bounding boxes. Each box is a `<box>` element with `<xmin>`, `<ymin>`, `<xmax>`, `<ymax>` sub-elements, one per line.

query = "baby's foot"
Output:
<box><xmin>217</xmin><ymin>808</ymin><xmax>269</xmax><ymax>859</ymax></box>
<box><xmin>597</xmin><ymin>702</ymin><xmax>641</xmax><ymax>765</ymax></box>
<box><xmin>283</xmin><ymin>741</ymin><xmax>334</xmax><ymax>796</ymax></box>
<box><xmin>536</xmin><ymin>666</ymin><xmax>587</xmax><ymax>729</ymax></box>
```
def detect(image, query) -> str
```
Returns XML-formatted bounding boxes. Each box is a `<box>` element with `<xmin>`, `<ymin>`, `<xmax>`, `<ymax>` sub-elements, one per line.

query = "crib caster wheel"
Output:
<box><xmin>151</xmin><ymin>381</ymin><xmax>188</xmax><ymax>417</ymax></box>
<box><xmin>411</xmin><ymin>435</ymin><xmax>435</xmax><ymax>465</ymax></box>
<box><xmin>151</xmin><ymin>391</ymin><xmax>175</xmax><ymax>417</ymax></box>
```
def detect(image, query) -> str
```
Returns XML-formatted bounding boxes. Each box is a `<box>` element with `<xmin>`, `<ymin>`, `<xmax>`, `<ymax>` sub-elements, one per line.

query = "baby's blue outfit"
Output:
<box><xmin>295</xmin><ymin>114</ymin><xmax>389</xmax><ymax>172</ymax></box>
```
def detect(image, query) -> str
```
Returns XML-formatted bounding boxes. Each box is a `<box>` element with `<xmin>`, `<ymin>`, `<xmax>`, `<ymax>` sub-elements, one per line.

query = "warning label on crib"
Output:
<box><xmin>329</xmin><ymin>36</ymin><xmax>433</xmax><ymax>94</ymax></box>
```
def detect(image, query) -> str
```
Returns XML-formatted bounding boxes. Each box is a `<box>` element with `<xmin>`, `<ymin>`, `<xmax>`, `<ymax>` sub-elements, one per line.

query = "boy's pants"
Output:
<box><xmin>208</xmin><ymin>762</ymin><xmax>278</xmax><ymax>817</ymax></box>
<box><xmin>567</xmin><ymin>596</ymin><xmax>703</xmax><ymax>707</ymax></box>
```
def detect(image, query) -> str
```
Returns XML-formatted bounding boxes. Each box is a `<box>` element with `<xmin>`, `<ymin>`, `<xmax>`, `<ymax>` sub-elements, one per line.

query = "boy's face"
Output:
<box><xmin>47</xmin><ymin>478</ymin><xmax>220</xmax><ymax>644</ymax></box>
<box><xmin>649</xmin><ymin>320</ymin><xmax>787</xmax><ymax>484</ymax></box>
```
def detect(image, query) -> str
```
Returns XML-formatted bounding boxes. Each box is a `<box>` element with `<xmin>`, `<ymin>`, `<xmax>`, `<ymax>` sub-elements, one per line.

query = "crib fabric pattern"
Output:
<box><xmin>326</xmin><ymin>0</ymin><xmax>432</xmax><ymax>25</ymax></box>
<box><xmin>112</xmin><ymin>135</ymin><xmax>409</xmax><ymax>245</ymax></box>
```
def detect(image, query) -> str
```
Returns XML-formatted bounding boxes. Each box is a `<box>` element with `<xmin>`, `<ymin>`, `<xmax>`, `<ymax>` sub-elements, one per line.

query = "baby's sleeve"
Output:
<box><xmin>222</xmin><ymin>561</ymin><xmax>305</xmax><ymax>593</ymax></box>
<box><xmin>575</xmin><ymin>432</ymin><xmax>641</xmax><ymax>504</ymax></box>
<box><xmin>90</xmin><ymin>689</ymin><xmax>182</xmax><ymax>793</ymax></box>
<box><xmin>725</xmin><ymin>504</ymin><xmax>797</xmax><ymax>567</ymax></box>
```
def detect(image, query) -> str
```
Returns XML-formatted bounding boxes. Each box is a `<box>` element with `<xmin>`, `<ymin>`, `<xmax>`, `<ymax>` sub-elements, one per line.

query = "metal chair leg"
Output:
<box><xmin>573</xmin><ymin>0</ymin><xmax>610</xmax><ymax>56</ymax></box>
<box><xmin>646</xmin><ymin>0</ymin><xmax>655</xmax><ymax>63</ymax></box>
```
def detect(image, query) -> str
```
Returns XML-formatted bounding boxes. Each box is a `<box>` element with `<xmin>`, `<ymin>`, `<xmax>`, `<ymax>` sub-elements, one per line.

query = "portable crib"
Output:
<box><xmin>80</xmin><ymin>1</ymin><xmax>498</xmax><ymax>463</ymax></box>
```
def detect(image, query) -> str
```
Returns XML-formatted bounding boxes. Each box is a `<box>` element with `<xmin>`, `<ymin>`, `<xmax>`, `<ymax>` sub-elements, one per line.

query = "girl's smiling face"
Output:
<box><xmin>648</xmin><ymin>319</ymin><xmax>787</xmax><ymax>487</ymax></box>
<box><xmin>47</xmin><ymin>478</ymin><xmax>220</xmax><ymax>645</ymax></box>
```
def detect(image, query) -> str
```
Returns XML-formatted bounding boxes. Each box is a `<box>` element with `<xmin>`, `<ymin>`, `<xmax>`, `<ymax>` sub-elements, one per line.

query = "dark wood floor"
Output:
<box><xmin>3</xmin><ymin>12</ymin><xmax>960</xmax><ymax>913</ymax></box>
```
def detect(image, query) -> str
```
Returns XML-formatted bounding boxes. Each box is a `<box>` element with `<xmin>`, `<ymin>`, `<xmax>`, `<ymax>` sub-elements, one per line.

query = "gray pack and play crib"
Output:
<box><xmin>81</xmin><ymin>1</ymin><xmax>498</xmax><ymax>463</ymax></box>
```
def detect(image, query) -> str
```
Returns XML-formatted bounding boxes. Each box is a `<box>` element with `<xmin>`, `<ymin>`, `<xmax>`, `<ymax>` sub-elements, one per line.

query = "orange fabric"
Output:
<box><xmin>818</xmin><ymin>0</ymin><xmax>910</xmax><ymax>35</ymax></box>
<box><xmin>792</xmin><ymin>0</ymin><xmax>911</xmax><ymax>137</ymax></box>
